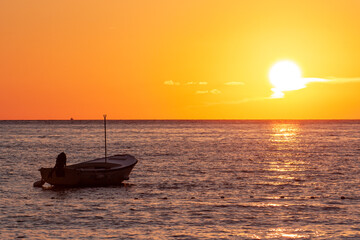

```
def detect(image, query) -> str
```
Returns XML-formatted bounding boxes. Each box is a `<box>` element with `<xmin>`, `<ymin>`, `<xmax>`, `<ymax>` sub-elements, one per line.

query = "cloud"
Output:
<box><xmin>321</xmin><ymin>77</ymin><xmax>360</xmax><ymax>83</ymax></box>
<box><xmin>270</xmin><ymin>77</ymin><xmax>329</xmax><ymax>98</ymax></box>
<box><xmin>195</xmin><ymin>76</ymin><xmax>360</xmax><ymax>106</ymax></box>
<box><xmin>291</xmin><ymin>76</ymin><xmax>360</xmax><ymax>86</ymax></box>
<box><xmin>196</xmin><ymin>89</ymin><xmax>221</xmax><ymax>95</ymax></box>
<box><xmin>225</xmin><ymin>82</ymin><xmax>245</xmax><ymax>86</ymax></box>
<box><xmin>196</xmin><ymin>90</ymin><xmax>208</xmax><ymax>94</ymax></box>
<box><xmin>270</xmin><ymin>76</ymin><xmax>360</xmax><ymax>98</ymax></box>
<box><xmin>302</xmin><ymin>78</ymin><xmax>329</xmax><ymax>84</ymax></box>
<box><xmin>164</xmin><ymin>80</ymin><xmax>208</xmax><ymax>86</ymax></box>
<box><xmin>210</xmin><ymin>89</ymin><xmax>221</xmax><ymax>94</ymax></box>
<box><xmin>270</xmin><ymin>89</ymin><xmax>285</xmax><ymax>99</ymax></box>
<box><xmin>186</xmin><ymin>82</ymin><xmax>208</xmax><ymax>85</ymax></box>
<box><xmin>164</xmin><ymin>80</ymin><xmax>180</xmax><ymax>86</ymax></box>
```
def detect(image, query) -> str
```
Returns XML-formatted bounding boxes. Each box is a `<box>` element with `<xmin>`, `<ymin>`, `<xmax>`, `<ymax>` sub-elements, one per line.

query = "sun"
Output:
<box><xmin>269</xmin><ymin>60</ymin><xmax>305</xmax><ymax>98</ymax></box>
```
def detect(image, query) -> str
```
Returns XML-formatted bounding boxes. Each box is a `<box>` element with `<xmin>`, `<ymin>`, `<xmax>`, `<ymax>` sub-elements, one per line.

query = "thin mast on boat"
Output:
<box><xmin>104</xmin><ymin>114</ymin><xmax>107</xmax><ymax>163</ymax></box>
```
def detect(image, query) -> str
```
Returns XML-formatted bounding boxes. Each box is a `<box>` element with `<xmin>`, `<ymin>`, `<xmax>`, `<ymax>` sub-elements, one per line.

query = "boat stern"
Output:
<box><xmin>40</xmin><ymin>167</ymin><xmax>81</xmax><ymax>186</ymax></box>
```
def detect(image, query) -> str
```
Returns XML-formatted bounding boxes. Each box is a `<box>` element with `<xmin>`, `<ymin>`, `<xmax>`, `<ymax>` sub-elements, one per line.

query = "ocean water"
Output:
<box><xmin>0</xmin><ymin>120</ymin><xmax>360</xmax><ymax>239</ymax></box>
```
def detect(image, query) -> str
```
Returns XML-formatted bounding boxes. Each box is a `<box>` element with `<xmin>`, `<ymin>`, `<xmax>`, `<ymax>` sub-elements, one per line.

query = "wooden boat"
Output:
<box><xmin>39</xmin><ymin>154</ymin><xmax>138</xmax><ymax>187</ymax></box>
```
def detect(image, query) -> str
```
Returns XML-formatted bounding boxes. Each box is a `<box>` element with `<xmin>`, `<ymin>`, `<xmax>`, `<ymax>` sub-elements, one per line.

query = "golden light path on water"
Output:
<box><xmin>248</xmin><ymin>123</ymin><xmax>315</xmax><ymax>239</ymax></box>
<box><xmin>269</xmin><ymin>123</ymin><xmax>305</xmax><ymax>174</ymax></box>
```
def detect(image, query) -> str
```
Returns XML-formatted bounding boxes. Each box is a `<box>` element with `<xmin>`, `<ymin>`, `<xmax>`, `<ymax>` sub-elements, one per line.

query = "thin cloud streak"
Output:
<box><xmin>225</xmin><ymin>82</ymin><xmax>245</xmax><ymax>86</ymax></box>
<box><xmin>270</xmin><ymin>76</ymin><xmax>360</xmax><ymax>99</ymax></box>
<box><xmin>302</xmin><ymin>76</ymin><xmax>360</xmax><ymax>84</ymax></box>
<box><xmin>204</xmin><ymin>76</ymin><xmax>360</xmax><ymax>104</ymax></box>
<box><xmin>186</xmin><ymin>82</ymin><xmax>208</xmax><ymax>85</ymax></box>
<box><xmin>196</xmin><ymin>90</ymin><xmax>208</xmax><ymax>94</ymax></box>
<box><xmin>165</xmin><ymin>81</ymin><xmax>208</xmax><ymax>86</ymax></box>
<box><xmin>210</xmin><ymin>89</ymin><xmax>221</xmax><ymax>94</ymax></box>
<box><xmin>196</xmin><ymin>89</ymin><xmax>221</xmax><ymax>95</ymax></box>
<box><xmin>186</xmin><ymin>76</ymin><xmax>360</xmax><ymax>109</ymax></box>
<box><xmin>164</xmin><ymin>80</ymin><xmax>180</xmax><ymax>86</ymax></box>
<box><xmin>322</xmin><ymin>77</ymin><xmax>360</xmax><ymax>83</ymax></box>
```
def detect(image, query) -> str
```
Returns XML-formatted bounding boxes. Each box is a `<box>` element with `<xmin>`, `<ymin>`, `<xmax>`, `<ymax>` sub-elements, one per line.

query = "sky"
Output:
<box><xmin>1</xmin><ymin>0</ymin><xmax>360</xmax><ymax>119</ymax></box>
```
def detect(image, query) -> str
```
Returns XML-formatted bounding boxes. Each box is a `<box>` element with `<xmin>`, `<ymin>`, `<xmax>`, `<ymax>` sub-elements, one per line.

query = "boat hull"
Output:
<box><xmin>39</xmin><ymin>154</ymin><xmax>137</xmax><ymax>187</ymax></box>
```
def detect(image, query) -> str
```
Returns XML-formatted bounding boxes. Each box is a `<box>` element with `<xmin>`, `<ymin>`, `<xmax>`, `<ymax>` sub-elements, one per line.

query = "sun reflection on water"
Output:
<box><xmin>271</xmin><ymin>123</ymin><xmax>300</xmax><ymax>143</ymax></box>
<box><xmin>267</xmin><ymin>123</ymin><xmax>306</xmax><ymax>173</ymax></box>
<box><xmin>234</xmin><ymin>227</ymin><xmax>318</xmax><ymax>239</ymax></box>
<box><xmin>249</xmin><ymin>124</ymin><xmax>314</xmax><ymax>240</ymax></box>
<box><xmin>267</xmin><ymin>227</ymin><xmax>313</xmax><ymax>239</ymax></box>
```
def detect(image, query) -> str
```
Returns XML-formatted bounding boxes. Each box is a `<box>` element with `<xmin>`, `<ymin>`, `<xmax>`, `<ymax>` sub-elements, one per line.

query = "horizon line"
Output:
<box><xmin>1</xmin><ymin>118</ymin><xmax>360</xmax><ymax>121</ymax></box>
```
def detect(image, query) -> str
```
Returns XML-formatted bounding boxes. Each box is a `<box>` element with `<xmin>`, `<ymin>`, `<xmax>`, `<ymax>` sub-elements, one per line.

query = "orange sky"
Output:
<box><xmin>1</xmin><ymin>0</ymin><xmax>360</xmax><ymax>119</ymax></box>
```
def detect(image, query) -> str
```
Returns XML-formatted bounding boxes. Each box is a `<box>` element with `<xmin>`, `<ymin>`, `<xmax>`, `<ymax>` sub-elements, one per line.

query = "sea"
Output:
<box><xmin>0</xmin><ymin>120</ymin><xmax>360</xmax><ymax>239</ymax></box>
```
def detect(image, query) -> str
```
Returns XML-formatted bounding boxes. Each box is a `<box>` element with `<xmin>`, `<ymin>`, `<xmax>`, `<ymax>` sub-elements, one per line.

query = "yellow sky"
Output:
<box><xmin>1</xmin><ymin>0</ymin><xmax>360</xmax><ymax>119</ymax></box>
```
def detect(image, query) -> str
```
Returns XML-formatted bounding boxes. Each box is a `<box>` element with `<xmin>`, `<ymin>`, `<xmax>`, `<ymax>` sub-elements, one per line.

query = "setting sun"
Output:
<box><xmin>269</xmin><ymin>60</ymin><xmax>304</xmax><ymax>98</ymax></box>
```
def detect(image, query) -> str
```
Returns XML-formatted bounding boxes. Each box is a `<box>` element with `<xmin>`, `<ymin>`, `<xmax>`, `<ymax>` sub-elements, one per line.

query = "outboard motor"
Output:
<box><xmin>54</xmin><ymin>152</ymin><xmax>67</xmax><ymax>177</ymax></box>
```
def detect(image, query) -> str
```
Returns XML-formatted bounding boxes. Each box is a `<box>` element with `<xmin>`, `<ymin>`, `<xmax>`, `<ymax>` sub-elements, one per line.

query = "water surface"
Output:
<box><xmin>1</xmin><ymin>120</ymin><xmax>360</xmax><ymax>239</ymax></box>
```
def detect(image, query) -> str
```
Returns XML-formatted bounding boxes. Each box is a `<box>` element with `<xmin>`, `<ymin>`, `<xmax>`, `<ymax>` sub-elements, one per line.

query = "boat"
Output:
<box><xmin>34</xmin><ymin>115</ymin><xmax>138</xmax><ymax>187</ymax></box>
<box><xmin>38</xmin><ymin>154</ymin><xmax>138</xmax><ymax>187</ymax></box>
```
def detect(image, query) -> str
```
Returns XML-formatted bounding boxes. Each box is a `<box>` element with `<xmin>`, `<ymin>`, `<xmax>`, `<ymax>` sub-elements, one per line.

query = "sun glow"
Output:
<box><xmin>269</xmin><ymin>60</ymin><xmax>305</xmax><ymax>98</ymax></box>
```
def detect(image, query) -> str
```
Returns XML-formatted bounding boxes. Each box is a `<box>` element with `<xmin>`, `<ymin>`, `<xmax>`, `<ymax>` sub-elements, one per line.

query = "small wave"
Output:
<box><xmin>321</xmin><ymin>206</ymin><xmax>342</xmax><ymax>211</ymax></box>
